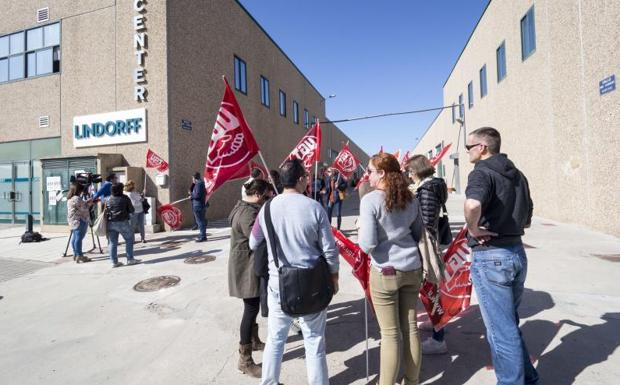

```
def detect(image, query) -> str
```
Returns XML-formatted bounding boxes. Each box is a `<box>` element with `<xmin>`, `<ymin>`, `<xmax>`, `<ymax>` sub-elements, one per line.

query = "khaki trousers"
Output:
<box><xmin>370</xmin><ymin>267</ymin><xmax>423</xmax><ymax>385</ymax></box>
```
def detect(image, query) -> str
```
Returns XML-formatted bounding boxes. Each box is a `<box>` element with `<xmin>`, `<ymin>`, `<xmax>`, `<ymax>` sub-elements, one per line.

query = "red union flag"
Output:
<box><xmin>331</xmin><ymin>227</ymin><xmax>373</xmax><ymax>310</ymax></box>
<box><xmin>430</xmin><ymin>143</ymin><xmax>452</xmax><ymax>166</ymax></box>
<box><xmin>145</xmin><ymin>149</ymin><xmax>169</xmax><ymax>172</ymax></box>
<box><xmin>158</xmin><ymin>203</ymin><xmax>183</xmax><ymax>230</ymax></box>
<box><xmin>331</xmin><ymin>145</ymin><xmax>360</xmax><ymax>179</ymax></box>
<box><xmin>281</xmin><ymin>121</ymin><xmax>321</xmax><ymax>172</ymax></box>
<box><xmin>204</xmin><ymin>78</ymin><xmax>260</xmax><ymax>198</ymax></box>
<box><xmin>400</xmin><ymin>150</ymin><xmax>411</xmax><ymax>171</ymax></box>
<box><xmin>419</xmin><ymin>225</ymin><xmax>473</xmax><ymax>331</ymax></box>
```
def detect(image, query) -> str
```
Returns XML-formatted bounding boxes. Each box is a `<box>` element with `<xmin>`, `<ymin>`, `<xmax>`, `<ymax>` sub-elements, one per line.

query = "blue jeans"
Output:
<box><xmin>130</xmin><ymin>211</ymin><xmax>145</xmax><ymax>241</ymax></box>
<box><xmin>261</xmin><ymin>286</ymin><xmax>329</xmax><ymax>385</ymax></box>
<box><xmin>192</xmin><ymin>205</ymin><xmax>206</xmax><ymax>240</ymax></box>
<box><xmin>470</xmin><ymin>244</ymin><xmax>539</xmax><ymax>385</ymax></box>
<box><xmin>327</xmin><ymin>200</ymin><xmax>342</xmax><ymax>229</ymax></box>
<box><xmin>107</xmin><ymin>221</ymin><xmax>135</xmax><ymax>264</ymax></box>
<box><xmin>71</xmin><ymin>220</ymin><xmax>88</xmax><ymax>257</ymax></box>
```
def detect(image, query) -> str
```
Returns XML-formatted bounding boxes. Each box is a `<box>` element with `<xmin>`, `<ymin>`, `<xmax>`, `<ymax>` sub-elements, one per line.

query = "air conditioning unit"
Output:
<box><xmin>39</xmin><ymin>116</ymin><xmax>50</xmax><ymax>128</ymax></box>
<box><xmin>37</xmin><ymin>7</ymin><xmax>49</xmax><ymax>23</ymax></box>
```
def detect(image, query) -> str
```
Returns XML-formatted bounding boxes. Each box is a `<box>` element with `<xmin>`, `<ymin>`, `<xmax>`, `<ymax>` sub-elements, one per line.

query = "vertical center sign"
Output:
<box><xmin>134</xmin><ymin>0</ymin><xmax>148</xmax><ymax>102</ymax></box>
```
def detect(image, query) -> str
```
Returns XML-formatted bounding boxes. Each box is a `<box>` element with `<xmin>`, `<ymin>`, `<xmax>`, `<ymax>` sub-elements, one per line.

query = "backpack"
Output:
<box><xmin>21</xmin><ymin>231</ymin><xmax>43</xmax><ymax>243</ymax></box>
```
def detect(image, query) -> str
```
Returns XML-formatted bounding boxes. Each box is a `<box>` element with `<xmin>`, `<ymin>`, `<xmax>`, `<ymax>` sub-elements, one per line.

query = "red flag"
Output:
<box><xmin>419</xmin><ymin>225</ymin><xmax>473</xmax><ymax>331</ymax></box>
<box><xmin>393</xmin><ymin>149</ymin><xmax>401</xmax><ymax>162</ymax></box>
<box><xmin>229</xmin><ymin>160</ymin><xmax>269</xmax><ymax>181</ymax></box>
<box><xmin>400</xmin><ymin>150</ymin><xmax>411</xmax><ymax>171</ymax></box>
<box><xmin>379</xmin><ymin>145</ymin><xmax>384</xmax><ymax>154</ymax></box>
<box><xmin>331</xmin><ymin>144</ymin><xmax>360</xmax><ymax>180</ymax></box>
<box><xmin>158</xmin><ymin>203</ymin><xmax>183</xmax><ymax>230</ymax></box>
<box><xmin>204</xmin><ymin>77</ymin><xmax>260</xmax><ymax>198</ymax></box>
<box><xmin>281</xmin><ymin>121</ymin><xmax>322</xmax><ymax>172</ymax></box>
<box><xmin>430</xmin><ymin>143</ymin><xmax>452</xmax><ymax>166</ymax></box>
<box><xmin>145</xmin><ymin>149</ymin><xmax>169</xmax><ymax>172</ymax></box>
<box><xmin>331</xmin><ymin>227</ymin><xmax>373</xmax><ymax>309</ymax></box>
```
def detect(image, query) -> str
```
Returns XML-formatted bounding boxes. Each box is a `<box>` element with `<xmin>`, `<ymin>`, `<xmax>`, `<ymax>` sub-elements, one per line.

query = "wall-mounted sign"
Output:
<box><xmin>181</xmin><ymin>119</ymin><xmax>192</xmax><ymax>131</ymax></box>
<box><xmin>134</xmin><ymin>0</ymin><xmax>148</xmax><ymax>102</ymax></box>
<box><xmin>73</xmin><ymin>108</ymin><xmax>147</xmax><ymax>148</ymax></box>
<box><xmin>599</xmin><ymin>75</ymin><xmax>616</xmax><ymax>95</ymax></box>
<box><xmin>46</xmin><ymin>176</ymin><xmax>62</xmax><ymax>191</ymax></box>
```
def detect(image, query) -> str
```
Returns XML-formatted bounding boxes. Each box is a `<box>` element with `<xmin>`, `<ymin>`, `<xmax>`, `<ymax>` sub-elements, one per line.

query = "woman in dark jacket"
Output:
<box><xmin>105</xmin><ymin>183</ymin><xmax>140</xmax><ymax>268</ymax></box>
<box><xmin>406</xmin><ymin>155</ymin><xmax>450</xmax><ymax>355</ymax></box>
<box><xmin>228</xmin><ymin>179</ymin><xmax>272</xmax><ymax>378</ymax></box>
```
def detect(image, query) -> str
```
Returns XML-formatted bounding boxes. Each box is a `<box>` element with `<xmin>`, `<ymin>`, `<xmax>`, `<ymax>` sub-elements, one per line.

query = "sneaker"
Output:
<box><xmin>195</xmin><ymin>238</ymin><xmax>207</xmax><ymax>243</ymax></box>
<box><xmin>418</xmin><ymin>320</ymin><xmax>434</xmax><ymax>331</ymax></box>
<box><xmin>191</xmin><ymin>225</ymin><xmax>198</xmax><ymax>230</ymax></box>
<box><xmin>126</xmin><ymin>259</ymin><xmax>141</xmax><ymax>266</ymax></box>
<box><xmin>112</xmin><ymin>262</ymin><xmax>124</xmax><ymax>268</ymax></box>
<box><xmin>421</xmin><ymin>337</ymin><xmax>448</xmax><ymax>355</ymax></box>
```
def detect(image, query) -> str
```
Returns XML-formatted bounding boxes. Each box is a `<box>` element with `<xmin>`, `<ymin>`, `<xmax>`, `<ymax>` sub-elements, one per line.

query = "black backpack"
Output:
<box><xmin>21</xmin><ymin>231</ymin><xmax>43</xmax><ymax>243</ymax></box>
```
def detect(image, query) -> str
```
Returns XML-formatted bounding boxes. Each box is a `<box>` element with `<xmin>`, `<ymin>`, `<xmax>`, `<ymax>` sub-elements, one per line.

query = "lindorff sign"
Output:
<box><xmin>73</xmin><ymin>108</ymin><xmax>147</xmax><ymax>148</ymax></box>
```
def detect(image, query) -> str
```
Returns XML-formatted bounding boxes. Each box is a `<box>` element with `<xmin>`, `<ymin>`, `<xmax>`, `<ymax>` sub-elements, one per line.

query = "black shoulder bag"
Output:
<box><xmin>264</xmin><ymin>200</ymin><xmax>334</xmax><ymax>316</ymax></box>
<box><xmin>438</xmin><ymin>204</ymin><xmax>453</xmax><ymax>246</ymax></box>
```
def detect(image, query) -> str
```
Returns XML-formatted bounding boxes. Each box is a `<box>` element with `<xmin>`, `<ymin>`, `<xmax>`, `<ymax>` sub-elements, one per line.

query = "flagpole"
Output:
<box><xmin>313</xmin><ymin>161</ymin><xmax>319</xmax><ymax>200</ymax></box>
<box><xmin>365</xmin><ymin>296</ymin><xmax>369</xmax><ymax>382</ymax></box>
<box><xmin>169</xmin><ymin>197</ymin><xmax>191</xmax><ymax>205</ymax></box>
<box><xmin>143</xmin><ymin>171</ymin><xmax>147</xmax><ymax>195</ymax></box>
<box><xmin>257</xmin><ymin>151</ymin><xmax>279</xmax><ymax>195</ymax></box>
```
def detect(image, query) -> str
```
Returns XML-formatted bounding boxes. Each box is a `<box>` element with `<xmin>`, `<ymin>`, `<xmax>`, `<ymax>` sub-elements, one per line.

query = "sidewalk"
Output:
<box><xmin>0</xmin><ymin>194</ymin><xmax>619</xmax><ymax>385</ymax></box>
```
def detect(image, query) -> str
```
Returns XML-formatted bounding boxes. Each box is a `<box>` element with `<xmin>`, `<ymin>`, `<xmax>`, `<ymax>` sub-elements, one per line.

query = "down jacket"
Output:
<box><xmin>416</xmin><ymin>177</ymin><xmax>448</xmax><ymax>238</ymax></box>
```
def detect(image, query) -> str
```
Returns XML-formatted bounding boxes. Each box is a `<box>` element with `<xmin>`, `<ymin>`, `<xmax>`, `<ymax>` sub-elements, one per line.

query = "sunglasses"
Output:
<box><xmin>465</xmin><ymin>143</ymin><xmax>485</xmax><ymax>151</ymax></box>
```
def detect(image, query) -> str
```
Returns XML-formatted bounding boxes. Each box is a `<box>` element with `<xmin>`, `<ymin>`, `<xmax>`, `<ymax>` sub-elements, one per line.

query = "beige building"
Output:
<box><xmin>414</xmin><ymin>0</ymin><xmax>620</xmax><ymax>236</ymax></box>
<box><xmin>0</xmin><ymin>0</ymin><xmax>367</xmax><ymax>230</ymax></box>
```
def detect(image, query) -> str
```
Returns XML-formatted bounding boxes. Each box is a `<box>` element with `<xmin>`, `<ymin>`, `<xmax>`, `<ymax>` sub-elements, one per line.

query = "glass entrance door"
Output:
<box><xmin>0</xmin><ymin>161</ymin><xmax>39</xmax><ymax>224</ymax></box>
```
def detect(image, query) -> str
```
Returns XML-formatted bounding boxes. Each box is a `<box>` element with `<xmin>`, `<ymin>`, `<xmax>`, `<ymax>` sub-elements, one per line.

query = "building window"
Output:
<box><xmin>0</xmin><ymin>22</ymin><xmax>60</xmax><ymax>85</ymax></box>
<box><xmin>496</xmin><ymin>42</ymin><xmax>507</xmax><ymax>82</ymax></box>
<box><xmin>521</xmin><ymin>6</ymin><xmax>536</xmax><ymax>60</ymax></box>
<box><xmin>234</xmin><ymin>56</ymin><xmax>247</xmax><ymax>94</ymax></box>
<box><xmin>293</xmin><ymin>101</ymin><xmax>299</xmax><ymax>124</ymax></box>
<box><xmin>260</xmin><ymin>76</ymin><xmax>269</xmax><ymax>107</ymax></box>
<box><xmin>451</xmin><ymin>103</ymin><xmax>456</xmax><ymax>124</ymax></box>
<box><xmin>458</xmin><ymin>94</ymin><xmax>464</xmax><ymax>118</ymax></box>
<box><xmin>304</xmin><ymin>109</ymin><xmax>309</xmax><ymax>128</ymax></box>
<box><xmin>480</xmin><ymin>65</ymin><xmax>488</xmax><ymax>98</ymax></box>
<box><xmin>467</xmin><ymin>82</ymin><xmax>474</xmax><ymax>109</ymax></box>
<box><xmin>278</xmin><ymin>90</ymin><xmax>286</xmax><ymax>117</ymax></box>
<box><xmin>312</xmin><ymin>115</ymin><xmax>316</xmax><ymax>126</ymax></box>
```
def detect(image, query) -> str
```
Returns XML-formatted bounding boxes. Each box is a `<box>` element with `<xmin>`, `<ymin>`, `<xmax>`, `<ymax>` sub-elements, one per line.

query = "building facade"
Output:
<box><xmin>414</xmin><ymin>0</ymin><xmax>620</xmax><ymax>236</ymax></box>
<box><xmin>0</xmin><ymin>0</ymin><xmax>367</xmax><ymax>229</ymax></box>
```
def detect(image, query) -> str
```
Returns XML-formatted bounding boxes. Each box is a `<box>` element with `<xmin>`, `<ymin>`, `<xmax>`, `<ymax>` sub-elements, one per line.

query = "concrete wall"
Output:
<box><xmin>414</xmin><ymin>0</ymin><xmax>620</xmax><ymax>236</ymax></box>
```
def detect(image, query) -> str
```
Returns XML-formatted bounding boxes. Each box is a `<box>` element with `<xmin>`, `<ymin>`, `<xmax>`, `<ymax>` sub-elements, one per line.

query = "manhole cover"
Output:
<box><xmin>184</xmin><ymin>255</ymin><xmax>216</xmax><ymax>264</ymax></box>
<box><xmin>133</xmin><ymin>276</ymin><xmax>181</xmax><ymax>292</ymax></box>
<box><xmin>592</xmin><ymin>254</ymin><xmax>620</xmax><ymax>262</ymax></box>
<box><xmin>161</xmin><ymin>241</ymin><xmax>182</xmax><ymax>249</ymax></box>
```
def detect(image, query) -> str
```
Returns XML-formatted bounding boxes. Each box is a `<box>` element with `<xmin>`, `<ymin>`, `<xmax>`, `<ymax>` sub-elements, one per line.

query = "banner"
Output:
<box><xmin>281</xmin><ymin>121</ymin><xmax>321</xmax><ymax>172</ymax></box>
<box><xmin>204</xmin><ymin>77</ymin><xmax>260</xmax><ymax>198</ymax></box>
<box><xmin>145</xmin><ymin>149</ymin><xmax>169</xmax><ymax>172</ymax></box>
<box><xmin>158</xmin><ymin>203</ymin><xmax>183</xmax><ymax>229</ymax></box>
<box><xmin>331</xmin><ymin>144</ymin><xmax>360</xmax><ymax>180</ymax></box>
<box><xmin>331</xmin><ymin>227</ymin><xmax>373</xmax><ymax>309</ymax></box>
<box><xmin>419</xmin><ymin>225</ymin><xmax>473</xmax><ymax>331</ymax></box>
<box><xmin>430</xmin><ymin>143</ymin><xmax>452</xmax><ymax>166</ymax></box>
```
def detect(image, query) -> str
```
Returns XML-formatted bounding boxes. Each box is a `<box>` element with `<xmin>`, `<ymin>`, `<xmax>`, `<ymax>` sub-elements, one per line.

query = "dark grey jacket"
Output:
<box><xmin>416</xmin><ymin>177</ymin><xmax>448</xmax><ymax>239</ymax></box>
<box><xmin>105</xmin><ymin>195</ymin><xmax>134</xmax><ymax>222</ymax></box>
<box><xmin>228</xmin><ymin>200</ymin><xmax>261</xmax><ymax>299</ymax></box>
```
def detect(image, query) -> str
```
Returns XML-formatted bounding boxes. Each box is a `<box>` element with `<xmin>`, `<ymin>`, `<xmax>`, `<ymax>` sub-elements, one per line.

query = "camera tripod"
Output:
<box><xmin>62</xmin><ymin>219</ymin><xmax>103</xmax><ymax>258</ymax></box>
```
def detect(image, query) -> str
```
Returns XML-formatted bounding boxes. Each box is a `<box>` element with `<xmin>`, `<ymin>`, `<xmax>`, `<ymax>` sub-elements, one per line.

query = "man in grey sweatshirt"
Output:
<box><xmin>249</xmin><ymin>158</ymin><xmax>339</xmax><ymax>385</ymax></box>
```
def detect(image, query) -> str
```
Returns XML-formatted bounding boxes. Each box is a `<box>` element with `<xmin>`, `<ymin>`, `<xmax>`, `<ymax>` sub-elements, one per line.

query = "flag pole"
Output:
<box><xmin>313</xmin><ymin>161</ymin><xmax>319</xmax><ymax>200</ymax></box>
<box><xmin>170</xmin><ymin>197</ymin><xmax>191</xmax><ymax>205</ymax></box>
<box><xmin>143</xmin><ymin>171</ymin><xmax>147</xmax><ymax>195</ymax></box>
<box><xmin>257</xmin><ymin>151</ymin><xmax>279</xmax><ymax>195</ymax></box>
<box><xmin>365</xmin><ymin>296</ymin><xmax>369</xmax><ymax>382</ymax></box>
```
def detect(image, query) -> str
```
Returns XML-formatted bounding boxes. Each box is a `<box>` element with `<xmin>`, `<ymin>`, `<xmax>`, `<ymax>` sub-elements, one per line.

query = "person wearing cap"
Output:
<box><xmin>191</xmin><ymin>172</ymin><xmax>208</xmax><ymax>242</ymax></box>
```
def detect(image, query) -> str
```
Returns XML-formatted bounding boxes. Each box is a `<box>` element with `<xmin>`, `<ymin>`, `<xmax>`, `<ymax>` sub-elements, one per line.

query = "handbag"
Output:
<box><xmin>411</xmin><ymin>200</ymin><xmax>444</xmax><ymax>284</ymax></box>
<box><xmin>264</xmin><ymin>200</ymin><xmax>334</xmax><ymax>316</ymax></box>
<box><xmin>141</xmin><ymin>197</ymin><xmax>151</xmax><ymax>214</ymax></box>
<box><xmin>438</xmin><ymin>204</ymin><xmax>453</xmax><ymax>245</ymax></box>
<box><xmin>93</xmin><ymin>206</ymin><xmax>108</xmax><ymax>237</ymax></box>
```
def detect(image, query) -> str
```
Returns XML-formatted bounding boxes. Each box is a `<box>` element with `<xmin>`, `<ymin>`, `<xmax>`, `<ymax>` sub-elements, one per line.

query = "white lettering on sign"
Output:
<box><xmin>133</xmin><ymin>0</ymin><xmax>148</xmax><ymax>102</ymax></box>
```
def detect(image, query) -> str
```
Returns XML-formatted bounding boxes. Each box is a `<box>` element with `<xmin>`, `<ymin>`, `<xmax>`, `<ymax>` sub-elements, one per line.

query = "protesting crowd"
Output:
<box><xmin>65</xmin><ymin>78</ymin><xmax>536</xmax><ymax>385</ymax></box>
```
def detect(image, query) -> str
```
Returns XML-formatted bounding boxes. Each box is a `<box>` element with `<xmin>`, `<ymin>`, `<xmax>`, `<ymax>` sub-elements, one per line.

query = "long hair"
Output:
<box><xmin>67</xmin><ymin>182</ymin><xmax>84</xmax><ymax>199</ymax></box>
<box><xmin>406</xmin><ymin>154</ymin><xmax>435</xmax><ymax>180</ymax></box>
<box><xmin>370</xmin><ymin>152</ymin><xmax>413</xmax><ymax>212</ymax></box>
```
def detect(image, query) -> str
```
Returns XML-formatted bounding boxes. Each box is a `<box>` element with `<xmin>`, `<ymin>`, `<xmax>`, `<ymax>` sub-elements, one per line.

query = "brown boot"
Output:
<box><xmin>251</xmin><ymin>323</ymin><xmax>265</xmax><ymax>351</ymax></box>
<box><xmin>238</xmin><ymin>343</ymin><xmax>261</xmax><ymax>378</ymax></box>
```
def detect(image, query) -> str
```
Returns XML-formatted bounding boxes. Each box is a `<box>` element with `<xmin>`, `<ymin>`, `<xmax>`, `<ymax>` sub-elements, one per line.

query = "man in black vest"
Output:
<box><xmin>464</xmin><ymin>127</ymin><xmax>538</xmax><ymax>385</ymax></box>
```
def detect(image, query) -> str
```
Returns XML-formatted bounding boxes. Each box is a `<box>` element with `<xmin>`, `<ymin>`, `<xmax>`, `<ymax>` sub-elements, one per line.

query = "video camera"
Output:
<box><xmin>71</xmin><ymin>172</ymin><xmax>103</xmax><ymax>186</ymax></box>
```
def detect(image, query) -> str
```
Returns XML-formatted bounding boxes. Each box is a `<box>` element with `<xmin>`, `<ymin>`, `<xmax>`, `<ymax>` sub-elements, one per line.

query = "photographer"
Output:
<box><xmin>66</xmin><ymin>182</ymin><xmax>93</xmax><ymax>263</ymax></box>
<box><xmin>124</xmin><ymin>180</ymin><xmax>147</xmax><ymax>244</ymax></box>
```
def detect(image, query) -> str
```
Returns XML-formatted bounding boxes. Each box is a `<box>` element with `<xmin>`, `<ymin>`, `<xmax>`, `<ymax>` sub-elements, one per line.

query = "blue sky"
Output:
<box><xmin>238</xmin><ymin>0</ymin><xmax>490</xmax><ymax>155</ymax></box>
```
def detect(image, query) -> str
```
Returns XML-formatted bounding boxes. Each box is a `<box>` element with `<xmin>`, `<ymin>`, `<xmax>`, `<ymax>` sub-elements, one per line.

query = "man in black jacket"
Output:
<box><xmin>464</xmin><ymin>127</ymin><xmax>538</xmax><ymax>385</ymax></box>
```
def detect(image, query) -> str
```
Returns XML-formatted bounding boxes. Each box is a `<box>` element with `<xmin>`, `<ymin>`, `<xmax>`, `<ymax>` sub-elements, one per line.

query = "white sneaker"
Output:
<box><xmin>421</xmin><ymin>337</ymin><xmax>448</xmax><ymax>355</ymax></box>
<box><xmin>418</xmin><ymin>320</ymin><xmax>434</xmax><ymax>331</ymax></box>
